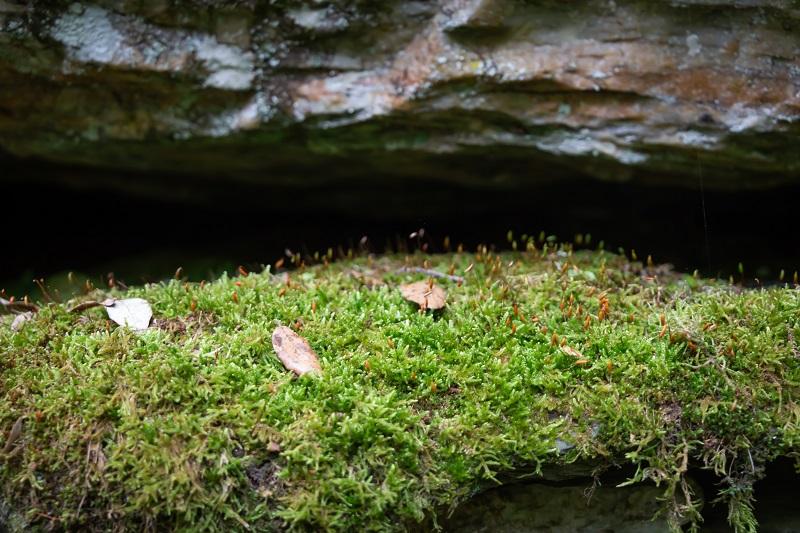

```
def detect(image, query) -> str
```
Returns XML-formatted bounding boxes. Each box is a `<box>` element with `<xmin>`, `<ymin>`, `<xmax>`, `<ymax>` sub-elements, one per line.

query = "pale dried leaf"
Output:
<box><xmin>2</xmin><ymin>416</ymin><xmax>23</xmax><ymax>455</ymax></box>
<box><xmin>87</xmin><ymin>442</ymin><xmax>107</xmax><ymax>473</ymax></box>
<box><xmin>272</xmin><ymin>326</ymin><xmax>321</xmax><ymax>376</ymax></box>
<box><xmin>400</xmin><ymin>281</ymin><xmax>446</xmax><ymax>310</ymax></box>
<box><xmin>10</xmin><ymin>312</ymin><xmax>32</xmax><ymax>331</ymax></box>
<box><xmin>104</xmin><ymin>298</ymin><xmax>152</xmax><ymax>331</ymax></box>
<box><xmin>561</xmin><ymin>345</ymin><xmax>585</xmax><ymax>358</ymax></box>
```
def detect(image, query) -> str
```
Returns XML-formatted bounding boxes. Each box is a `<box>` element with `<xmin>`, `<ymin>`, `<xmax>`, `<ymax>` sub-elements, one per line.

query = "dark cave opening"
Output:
<box><xmin>3</xmin><ymin>165</ymin><xmax>800</xmax><ymax>297</ymax></box>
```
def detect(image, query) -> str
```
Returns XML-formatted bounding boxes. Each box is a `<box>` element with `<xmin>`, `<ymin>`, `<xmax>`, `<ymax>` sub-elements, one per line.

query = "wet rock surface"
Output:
<box><xmin>443</xmin><ymin>478</ymin><xmax>693</xmax><ymax>532</ymax></box>
<box><xmin>444</xmin><ymin>459</ymin><xmax>800</xmax><ymax>533</ymax></box>
<box><xmin>1</xmin><ymin>0</ymin><xmax>799</xmax><ymax>196</ymax></box>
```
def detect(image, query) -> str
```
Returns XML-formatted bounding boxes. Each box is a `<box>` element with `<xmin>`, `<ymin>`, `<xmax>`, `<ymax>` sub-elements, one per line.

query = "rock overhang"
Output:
<box><xmin>0</xmin><ymin>0</ymin><xmax>798</xmax><ymax>193</ymax></box>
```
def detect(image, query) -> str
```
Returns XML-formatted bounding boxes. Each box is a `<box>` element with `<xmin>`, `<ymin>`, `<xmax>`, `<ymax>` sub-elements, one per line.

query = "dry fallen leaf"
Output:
<box><xmin>560</xmin><ymin>345</ymin><xmax>585</xmax><ymax>359</ymax></box>
<box><xmin>2</xmin><ymin>415</ymin><xmax>24</xmax><ymax>455</ymax></box>
<box><xmin>86</xmin><ymin>441</ymin><xmax>107</xmax><ymax>473</ymax></box>
<box><xmin>272</xmin><ymin>326</ymin><xmax>321</xmax><ymax>376</ymax></box>
<box><xmin>10</xmin><ymin>312</ymin><xmax>32</xmax><ymax>332</ymax></box>
<box><xmin>104</xmin><ymin>298</ymin><xmax>152</xmax><ymax>331</ymax></box>
<box><xmin>400</xmin><ymin>281</ymin><xmax>446</xmax><ymax>310</ymax></box>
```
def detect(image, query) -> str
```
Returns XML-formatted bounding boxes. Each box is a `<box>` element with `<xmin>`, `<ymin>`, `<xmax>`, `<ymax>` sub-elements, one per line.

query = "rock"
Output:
<box><xmin>444</xmin><ymin>478</ymin><xmax>700</xmax><ymax>532</ymax></box>
<box><xmin>0</xmin><ymin>1</ymin><xmax>799</xmax><ymax>200</ymax></box>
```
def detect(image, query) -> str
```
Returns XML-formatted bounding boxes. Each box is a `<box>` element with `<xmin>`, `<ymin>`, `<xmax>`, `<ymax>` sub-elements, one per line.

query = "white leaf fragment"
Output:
<box><xmin>104</xmin><ymin>298</ymin><xmax>152</xmax><ymax>330</ymax></box>
<box><xmin>10</xmin><ymin>312</ymin><xmax>33</xmax><ymax>332</ymax></box>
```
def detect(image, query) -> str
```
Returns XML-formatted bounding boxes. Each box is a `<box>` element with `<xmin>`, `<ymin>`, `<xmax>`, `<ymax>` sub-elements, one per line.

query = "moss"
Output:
<box><xmin>1</xmin><ymin>245</ymin><xmax>799</xmax><ymax>531</ymax></box>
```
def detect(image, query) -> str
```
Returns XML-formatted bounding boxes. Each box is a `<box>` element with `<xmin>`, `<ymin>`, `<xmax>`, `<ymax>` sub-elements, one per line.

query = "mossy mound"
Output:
<box><xmin>2</xmin><ymin>247</ymin><xmax>799</xmax><ymax>531</ymax></box>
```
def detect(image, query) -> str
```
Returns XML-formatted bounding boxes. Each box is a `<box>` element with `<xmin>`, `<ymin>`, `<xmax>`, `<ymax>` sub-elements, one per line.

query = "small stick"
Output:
<box><xmin>397</xmin><ymin>267</ymin><xmax>464</xmax><ymax>283</ymax></box>
<box><xmin>0</xmin><ymin>298</ymin><xmax>39</xmax><ymax>314</ymax></box>
<box><xmin>68</xmin><ymin>301</ymin><xmax>103</xmax><ymax>314</ymax></box>
<box><xmin>34</xmin><ymin>279</ymin><xmax>54</xmax><ymax>303</ymax></box>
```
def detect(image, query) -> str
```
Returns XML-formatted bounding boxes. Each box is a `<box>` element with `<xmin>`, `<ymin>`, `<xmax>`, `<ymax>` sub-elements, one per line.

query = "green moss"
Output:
<box><xmin>2</xmin><ymin>246</ymin><xmax>799</xmax><ymax>531</ymax></box>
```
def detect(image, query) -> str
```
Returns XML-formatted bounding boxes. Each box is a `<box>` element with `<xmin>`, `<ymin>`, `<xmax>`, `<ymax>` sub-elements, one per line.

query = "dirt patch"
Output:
<box><xmin>152</xmin><ymin>311</ymin><xmax>216</xmax><ymax>335</ymax></box>
<box><xmin>346</xmin><ymin>268</ymin><xmax>386</xmax><ymax>289</ymax></box>
<box><xmin>245</xmin><ymin>459</ymin><xmax>284</xmax><ymax>500</ymax></box>
<box><xmin>660</xmin><ymin>402</ymin><xmax>683</xmax><ymax>426</ymax></box>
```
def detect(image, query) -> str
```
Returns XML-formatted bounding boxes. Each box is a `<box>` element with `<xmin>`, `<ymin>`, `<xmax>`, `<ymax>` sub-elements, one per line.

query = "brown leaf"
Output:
<box><xmin>271</xmin><ymin>326</ymin><xmax>321</xmax><ymax>376</ymax></box>
<box><xmin>400</xmin><ymin>281</ymin><xmax>446</xmax><ymax>310</ymax></box>
<box><xmin>560</xmin><ymin>345</ymin><xmax>585</xmax><ymax>359</ymax></box>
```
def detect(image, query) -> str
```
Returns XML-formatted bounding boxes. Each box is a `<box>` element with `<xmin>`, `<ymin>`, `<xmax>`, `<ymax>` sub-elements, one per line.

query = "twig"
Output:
<box><xmin>396</xmin><ymin>267</ymin><xmax>464</xmax><ymax>283</ymax></box>
<box><xmin>34</xmin><ymin>279</ymin><xmax>55</xmax><ymax>303</ymax></box>
<box><xmin>68</xmin><ymin>301</ymin><xmax>103</xmax><ymax>314</ymax></box>
<box><xmin>789</xmin><ymin>330</ymin><xmax>800</xmax><ymax>359</ymax></box>
<box><xmin>0</xmin><ymin>298</ymin><xmax>39</xmax><ymax>314</ymax></box>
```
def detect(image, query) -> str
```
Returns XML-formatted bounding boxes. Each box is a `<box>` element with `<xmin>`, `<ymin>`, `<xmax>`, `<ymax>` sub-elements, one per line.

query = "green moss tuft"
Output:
<box><xmin>2</xmin><ymin>247</ymin><xmax>799</xmax><ymax>531</ymax></box>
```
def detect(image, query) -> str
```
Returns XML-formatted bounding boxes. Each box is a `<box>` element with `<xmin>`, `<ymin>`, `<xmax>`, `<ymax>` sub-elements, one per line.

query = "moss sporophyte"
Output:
<box><xmin>1</xmin><ymin>248</ymin><xmax>799</xmax><ymax>531</ymax></box>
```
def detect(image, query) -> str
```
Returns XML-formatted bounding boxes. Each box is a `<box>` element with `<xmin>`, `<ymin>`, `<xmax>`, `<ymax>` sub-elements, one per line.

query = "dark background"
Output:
<box><xmin>4</xmin><ymin>157</ymin><xmax>800</xmax><ymax>298</ymax></box>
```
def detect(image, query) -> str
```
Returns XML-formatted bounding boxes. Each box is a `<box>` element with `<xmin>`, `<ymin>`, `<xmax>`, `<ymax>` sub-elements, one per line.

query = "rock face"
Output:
<box><xmin>1</xmin><ymin>1</ymin><xmax>799</xmax><ymax>196</ymax></box>
<box><xmin>443</xmin><ymin>479</ymin><xmax>695</xmax><ymax>532</ymax></box>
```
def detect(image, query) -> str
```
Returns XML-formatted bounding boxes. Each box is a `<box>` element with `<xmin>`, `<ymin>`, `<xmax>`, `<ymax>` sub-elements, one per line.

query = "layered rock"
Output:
<box><xmin>1</xmin><ymin>0</ymin><xmax>799</xmax><ymax>196</ymax></box>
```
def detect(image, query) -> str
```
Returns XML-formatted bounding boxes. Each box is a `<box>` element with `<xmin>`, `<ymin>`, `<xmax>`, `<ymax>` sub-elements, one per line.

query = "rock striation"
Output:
<box><xmin>1</xmin><ymin>1</ymin><xmax>799</xmax><ymax>195</ymax></box>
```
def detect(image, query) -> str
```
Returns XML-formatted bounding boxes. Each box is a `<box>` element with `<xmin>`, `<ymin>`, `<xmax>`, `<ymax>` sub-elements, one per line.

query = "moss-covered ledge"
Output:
<box><xmin>2</xmin><ymin>246</ymin><xmax>799</xmax><ymax>531</ymax></box>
